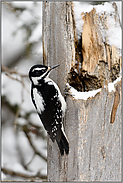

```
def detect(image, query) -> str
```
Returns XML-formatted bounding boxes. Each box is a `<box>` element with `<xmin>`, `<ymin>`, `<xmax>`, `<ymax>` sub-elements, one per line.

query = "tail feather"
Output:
<box><xmin>57</xmin><ymin>140</ymin><xmax>64</xmax><ymax>155</ymax></box>
<box><xmin>57</xmin><ymin>130</ymin><xmax>69</xmax><ymax>155</ymax></box>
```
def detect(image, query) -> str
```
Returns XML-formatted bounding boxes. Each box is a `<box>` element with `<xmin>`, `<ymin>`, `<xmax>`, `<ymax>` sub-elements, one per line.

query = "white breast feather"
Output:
<box><xmin>33</xmin><ymin>88</ymin><xmax>45</xmax><ymax>113</ymax></box>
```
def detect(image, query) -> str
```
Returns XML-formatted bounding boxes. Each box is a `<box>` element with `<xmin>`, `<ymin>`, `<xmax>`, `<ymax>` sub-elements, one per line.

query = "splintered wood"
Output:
<box><xmin>68</xmin><ymin>2</ymin><xmax>121</xmax><ymax>92</ymax></box>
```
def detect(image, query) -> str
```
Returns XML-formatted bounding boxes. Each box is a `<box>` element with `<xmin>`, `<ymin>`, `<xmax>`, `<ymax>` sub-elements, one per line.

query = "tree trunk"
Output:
<box><xmin>42</xmin><ymin>2</ymin><xmax>121</xmax><ymax>181</ymax></box>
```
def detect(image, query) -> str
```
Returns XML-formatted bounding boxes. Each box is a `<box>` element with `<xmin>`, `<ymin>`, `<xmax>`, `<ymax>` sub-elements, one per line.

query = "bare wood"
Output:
<box><xmin>81</xmin><ymin>3</ymin><xmax>121</xmax><ymax>88</ymax></box>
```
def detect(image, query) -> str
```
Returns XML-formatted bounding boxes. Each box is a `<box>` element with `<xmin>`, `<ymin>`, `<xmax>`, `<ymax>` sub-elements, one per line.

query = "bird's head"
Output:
<box><xmin>29</xmin><ymin>64</ymin><xmax>60</xmax><ymax>85</ymax></box>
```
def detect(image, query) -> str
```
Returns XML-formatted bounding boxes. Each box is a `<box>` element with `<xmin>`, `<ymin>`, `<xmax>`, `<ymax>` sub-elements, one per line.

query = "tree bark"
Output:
<box><xmin>42</xmin><ymin>2</ymin><xmax>121</xmax><ymax>181</ymax></box>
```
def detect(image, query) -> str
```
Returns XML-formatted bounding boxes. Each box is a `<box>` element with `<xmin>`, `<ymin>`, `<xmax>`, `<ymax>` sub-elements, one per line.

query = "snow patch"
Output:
<box><xmin>95</xmin><ymin>2</ymin><xmax>114</xmax><ymax>13</ymax></box>
<box><xmin>17</xmin><ymin>9</ymin><xmax>37</xmax><ymax>27</ymax></box>
<box><xmin>108</xmin><ymin>75</ymin><xmax>121</xmax><ymax>92</ymax></box>
<box><xmin>11</xmin><ymin>2</ymin><xmax>34</xmax><ymax>9</ymax></box>
<box><xmin>67</xmin><ymin>83</ymin><xmax>101</xmax><ymax>100</ymax></box>
<box><xmin>17</xmin><ymin>117</ymin><xmax>27</xmax><ymax>126</ymax></box>
<box><xmin>29</xmin><ymin>113</ymin><xmax>43</xmax><ymax>126</ymax></box>
<box><xmin>2</xmin><ymin>4</ymin><xmax>25</xmax><ymax>64</ymax></box>
<box><xmin>67</xmin><ymin>75</ymin><xmax>121</xmax><ymax>100</ymax></box>
<box><xmin>2</xmin><ymin>72</ymin><xmax>34</xmax><ymax>113</ymax></box>
<box><xmin>74</xmin><ymin>2</ymin><xmax>94</xmax><ymax>14</ymax></box>
<box><xmin>73</xmin><ymin>2</ymin><xmax>84</xmax><ymax>39</ymax></box>
<box><xmin>107</xmin><ymin>16</ymin><xmax>122</xmax><ymax>50</ymax></box>
<box><xmin>2</xmin><ymin>126</ymin><xmax>19</xmax><ymax>167</ymax></box>
<box><xmin>2</xmin><ymin>73</ymin><xmax>22</xmax><ymax>105</ymax></box>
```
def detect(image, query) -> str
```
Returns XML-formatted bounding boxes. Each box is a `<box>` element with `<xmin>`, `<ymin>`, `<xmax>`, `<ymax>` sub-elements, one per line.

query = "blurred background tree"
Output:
<box><xmin>1</xmin><ymin>1</ymin><xmax>47</xmax><ymax>181</ymax></box>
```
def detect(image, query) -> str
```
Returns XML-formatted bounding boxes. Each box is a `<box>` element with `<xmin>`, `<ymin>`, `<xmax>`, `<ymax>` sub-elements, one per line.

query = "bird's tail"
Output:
<box><xmin>56</xmin><ymin>129</ymin><xmax>69</xmax><ymax>156</ymax></box>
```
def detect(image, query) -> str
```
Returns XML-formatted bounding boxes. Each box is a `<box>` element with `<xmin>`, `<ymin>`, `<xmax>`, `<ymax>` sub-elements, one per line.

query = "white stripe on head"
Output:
<box><xmin>31</xmin><ymin>70</ymin><xmax>50</xmax><ymax>85</ymax></box>
<box><xmin>32</xmin><ymin>67</ymin><xmax>46</xmax><ymax>72</ymax></box>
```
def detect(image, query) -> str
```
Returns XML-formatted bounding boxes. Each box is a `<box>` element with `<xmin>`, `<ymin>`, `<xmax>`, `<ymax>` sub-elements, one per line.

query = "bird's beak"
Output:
<box><xmin>48</xmin><ymin>64</ymin><xmax>60</xmax><ymax>71</ymax></box>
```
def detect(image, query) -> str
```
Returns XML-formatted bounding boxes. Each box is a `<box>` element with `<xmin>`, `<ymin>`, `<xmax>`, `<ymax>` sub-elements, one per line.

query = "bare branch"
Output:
<box><xmin>23</xmin><ymin>126</ymin><xmax>47</xmax><ymax>162</ymax></box>
<box><xmin>2</xmin><ymin>65</ymin><xmax>28</xmax><ymax>78</ymax></box>
<box><xmin>13</xmin><ymin>79</ymin><xmax>25</xmax><ymax>131</ymax></box>
<box><xmin>26</xmin><ymin>152</ymin><xmax>35</xmax><ymax>167</ymax></box>
<box><xmin>2</xmin><ymin>65</ymin><xmax>30</xmax><ymax>93</ymax></box>
<box><xmin>1</xmin><ymin>167</ymin><xmax>47</xmax><ymax>181</ymax></box>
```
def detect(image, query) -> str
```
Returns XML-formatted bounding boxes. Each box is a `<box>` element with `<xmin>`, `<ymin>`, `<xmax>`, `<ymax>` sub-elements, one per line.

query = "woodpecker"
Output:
<box><xmin>29</xmin><ymin>64</ymin><xmax>69</xmax><ymax>155</ymax></box>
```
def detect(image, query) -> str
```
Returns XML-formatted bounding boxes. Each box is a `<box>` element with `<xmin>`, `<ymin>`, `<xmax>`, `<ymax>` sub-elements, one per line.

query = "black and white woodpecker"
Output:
<box><xmin>29</xmin><ymin>64</ymin><xmax>69</xmax><ymax>155</ymax></box>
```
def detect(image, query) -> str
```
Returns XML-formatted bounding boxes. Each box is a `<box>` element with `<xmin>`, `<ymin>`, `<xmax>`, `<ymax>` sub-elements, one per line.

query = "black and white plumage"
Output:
<box><xmin>29</xmin><ymin>64</ymin><xmax>69</xmax><ymax>155</ymax></box>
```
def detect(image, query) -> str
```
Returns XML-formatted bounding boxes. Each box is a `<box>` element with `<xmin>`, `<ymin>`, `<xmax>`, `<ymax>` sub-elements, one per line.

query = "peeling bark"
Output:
<box><xmin>110</xmin><ymin>81</ymin><xmax>121</xmax><ymax>124</ymax></box>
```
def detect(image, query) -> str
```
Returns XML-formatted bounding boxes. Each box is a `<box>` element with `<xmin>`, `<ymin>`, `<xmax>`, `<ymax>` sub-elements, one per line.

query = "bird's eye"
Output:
<box><xmin>32</xmin><ymin>70</ymin><xmax>41</xmax><ymax>77</ymax></box>
<box><xmin>34</xmin><ymin>69</ymin><xmax>46</xmax><ymax>76</ymax></box>
<box><xmin>41</xmin><ymin>69</ymin><xmax>45</xmax><ymax>73</ymax></box>
<box><xmin>34</xmin><ymin>70</ymin><xmax>40</xmax><ymax>76</ymax></box>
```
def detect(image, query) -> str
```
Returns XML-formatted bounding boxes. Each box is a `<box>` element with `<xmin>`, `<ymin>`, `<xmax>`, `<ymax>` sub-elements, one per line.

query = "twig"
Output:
<box><xmin>6</xmin><ymin>72</ymin><xmax>24</xmax><ymax>85</ymax></box>
<box><xmin>28</xmin><ymin>122</ymin><xmax>47</xmax><ymax>139</ymax></box>
<box><xmin>13</xmin><ymin>105</ymin><xmax>21</xmax><ymax>132</ymax></box>
<box><xmin>1</xmin><ymin>167</ymin><xmax>47</xmax><ymax>180</ymax></box>
<box><xmin>26</xmin><ymin>152</ymin><xmax>35</xmax><ymax>167</ymax></box>
<box><xmin>23</xmin><ymin>127</ymin><xmax>47</xmax><ymax>162</ymax></box>
<box><xmin>2</xmin><ymin>65</ymin><xmax>30</xmax><ymax>93</ymax></box>
<box><xmin>2</xmin><ymin>96</ymin><xmax>36</xmax><ymax>117</ymax></box>
<box><xmin>13</xmin><ymin>76</ymin><xmax>25</xmax><ymax>131</ymax></box>
<box><xmin>1</xmin><ymin>65</ymin><xmax>28</xmax><ymax>78</ymax></box>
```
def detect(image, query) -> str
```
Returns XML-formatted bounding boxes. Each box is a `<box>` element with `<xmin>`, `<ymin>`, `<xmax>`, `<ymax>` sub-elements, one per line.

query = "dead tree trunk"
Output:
<box><xmin>42</xmin><ymin>2</ymin><xmax>121</xmax><ymax>181</ymax></box>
